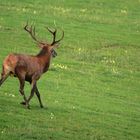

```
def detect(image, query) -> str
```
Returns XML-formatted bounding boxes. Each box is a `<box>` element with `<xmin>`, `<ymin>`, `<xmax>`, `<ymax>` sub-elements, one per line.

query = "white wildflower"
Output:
<box><xmin>7</xmin><ymin>94</ymin><xmax>16</xmax><ymax>97</ymax></box>
<box><xmin>112</xmin><ymin>60</ymin><xmax>115</xmax><ymax>64</ymax></box>
<box><xmin>33</xmin><ymin>10</ymin><xmax>37</xmax><ymax>14</ymax></box>
<box><xmin>80</xmin><ymin>9</ymin><xmax>87</xmax><ymax>13</ymax></box>
<box><xmin>121</xmin><ymin>9</ymin><xmax>127</xmax><ymax>14</ymax></box>
<box><xmin>54</xmin><ymin>100</ymin><xmax>58</xmax><ymax>103</ymax></box>
<box><xmin>16</xmin><ymin>8</ymin><xmax>20</xmax><ymax>11</ymax></box>
<box><xmin>112</xmin><ymin>68</ymin><xmax>119</xmax><ymax>74</ymax></box>
<box><xmin>22</xmin><ymin>8</ymin><xmax>26</xmax><ymax>12</ymax></box>
<box><xmin>50</xmin><ymin>113</ymin><xmax>55</xmax><ymax>119</ymax></box>
<box><xmin>72</xmin><ymin>106</ymin><xmax>75</xmax><ymax>109</ymax></box>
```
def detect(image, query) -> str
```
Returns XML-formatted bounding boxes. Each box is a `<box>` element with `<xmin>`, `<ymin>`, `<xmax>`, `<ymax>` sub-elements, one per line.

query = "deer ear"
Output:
<box><xmin>37</xmin><ymin>43</ymin><xmax>44</xmax><ymax>49</ymax></box>
<box><xmin>53</xmin><ymin>43</ymin><xmax>60</xmax><ymax>48</ymax></box>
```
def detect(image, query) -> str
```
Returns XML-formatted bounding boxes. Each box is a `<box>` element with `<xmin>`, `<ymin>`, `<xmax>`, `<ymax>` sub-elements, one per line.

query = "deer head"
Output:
<box><xmin>24</xmin><ymin>22</ymin><xmax>64</xmax><ymax>57</ymax></box>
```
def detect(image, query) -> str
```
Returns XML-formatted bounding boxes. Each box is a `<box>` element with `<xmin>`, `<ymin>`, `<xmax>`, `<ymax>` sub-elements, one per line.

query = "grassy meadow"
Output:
<box><xmin>0</xmin><ymin>0</ymin><xmax>140</xmax><ymax>139</ymax></box>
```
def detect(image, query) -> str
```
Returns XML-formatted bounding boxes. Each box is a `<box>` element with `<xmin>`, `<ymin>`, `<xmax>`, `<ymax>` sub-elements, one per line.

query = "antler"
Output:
<box><xmin>46</xmin><ymin>27</ymin><xmax>64</xmax><ymax>45</ymax></box>
<box><xmin>24</xmin><ymin>22</ymin><xmax>64</xmax><ymax>46</ymax></box>
<box><xmin>24</xmin><ymin>22</ymin><xmax>43</xmax><ymax>44</ymax></box>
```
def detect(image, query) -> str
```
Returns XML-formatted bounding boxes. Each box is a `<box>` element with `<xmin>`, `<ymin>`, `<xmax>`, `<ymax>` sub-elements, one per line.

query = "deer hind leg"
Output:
<box><xmin>25</xmin><ymin>79</ymin><xmax>37</xmax><ymax>109</ymax></box>
<box><xmin>0</xmin><ymin>66</ymin><xmax>10</xmax><ymax>87</ymax></box>
<box><xmin>35</xmin><ymin>85</ymin><xmax>44</xmax><ymax>108</ymax></box>
<box><xmin>0</xmin><ymin>74</ymin><xmax>9</xmax><ymax>86</ymax></box>
<box><xmin>26</xmin><ymin>74</ymin><xmax>41</xmax><ymax>109</ymax></box>
<box><xmin>15</xmin><ymin>67</ymin><xmax>28</xmax><ymax>106</ymax></box>
<box><xmin>18</xmin><ymin>77</ymin><xmax>27</xmax><ymax>105</ymax></box>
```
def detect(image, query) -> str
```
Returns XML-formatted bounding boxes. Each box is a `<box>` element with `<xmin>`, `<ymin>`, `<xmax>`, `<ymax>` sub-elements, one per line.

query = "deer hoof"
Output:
<box><xmin>26</xmin><ymin>104</ymin><xmax>30</xmax><ymax>109</ymax></box>
<box><xmin>40</xmin><ymin>105</ymin><xmax>44</xmax><ymax>108</ymax></box>
<box><xmin>20</xmin><ymin>101</ymin><xmax>26</xmax><ymax>105</ymax></box>
<box><xmin>20</xmin><ymin>101</ymin><xmax>30</xmax><ymax>109</ymax></box>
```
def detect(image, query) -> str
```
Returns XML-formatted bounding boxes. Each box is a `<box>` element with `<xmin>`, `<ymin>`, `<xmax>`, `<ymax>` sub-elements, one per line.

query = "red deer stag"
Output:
<box><xmin>0</xmin><ymin>22</ymin><xmax>64</xmax><ymax>109</ymax></box>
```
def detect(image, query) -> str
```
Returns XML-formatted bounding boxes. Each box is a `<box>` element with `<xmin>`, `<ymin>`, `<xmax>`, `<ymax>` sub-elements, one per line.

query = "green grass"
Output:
<box><xmin>0</xmin><ymin>0</ymin><xmax>140</xmax><ymax>139</ymax></box>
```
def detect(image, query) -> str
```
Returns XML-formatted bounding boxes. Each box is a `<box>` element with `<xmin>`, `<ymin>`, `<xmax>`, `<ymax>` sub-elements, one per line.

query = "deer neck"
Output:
<box><xmin>38</xmin><ymin>52</ymin><xmax>52</xmax><ymax>73</ymax></box>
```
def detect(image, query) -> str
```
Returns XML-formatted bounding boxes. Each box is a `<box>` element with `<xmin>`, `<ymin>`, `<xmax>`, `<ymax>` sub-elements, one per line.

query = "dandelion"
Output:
<box><xmin>52</xmin><ymin>63</ymin><xmax>68</xmax><ymax>70</ymax></box>
<box><xmin>78</xmin><ymin>48</ymin><xmax>81</xmax><ymax>53</ymax></box>
<box><xmin>51</xmin><ymin>6</ymin><xmax>71</xmax><ymax>14</ymax></box>
<box><xmin>78</xmin><ymin>48</ymin><xmax>81</xmax><ymax>51</ymax></box>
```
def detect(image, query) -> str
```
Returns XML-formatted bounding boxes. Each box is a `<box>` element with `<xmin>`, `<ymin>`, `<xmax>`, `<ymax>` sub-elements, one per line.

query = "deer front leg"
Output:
<box><xmin>35</xmin><ymin>85</ymin><xmax>44</xmax><ymax>108</ymax></box>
